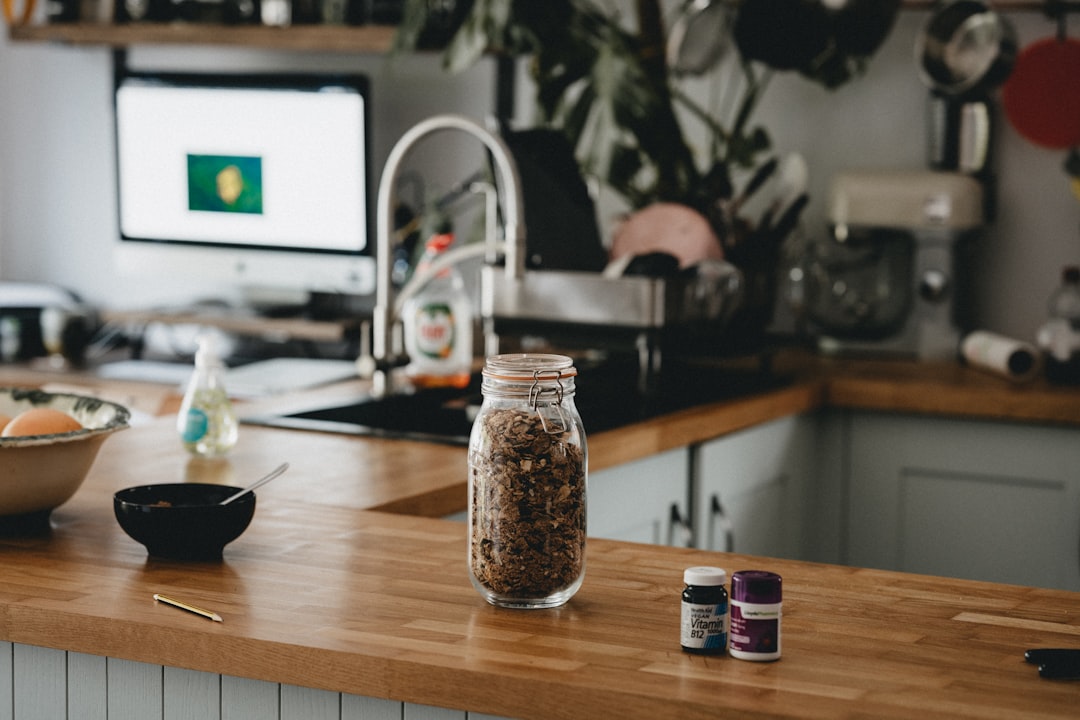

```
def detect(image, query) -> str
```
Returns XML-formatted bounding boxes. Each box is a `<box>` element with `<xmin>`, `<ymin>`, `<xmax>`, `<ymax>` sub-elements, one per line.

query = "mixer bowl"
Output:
<box><xmin>803</xmin><ymin>229</ymin><xmax>915</xmax><ymax>341</ymax></box>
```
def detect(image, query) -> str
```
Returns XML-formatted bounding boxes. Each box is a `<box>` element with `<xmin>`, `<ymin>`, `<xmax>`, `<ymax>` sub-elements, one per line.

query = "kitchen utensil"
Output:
<box><xmin>220</xmin><ymin>462</ymin><xmax>289</xmax><ymax>505</ymax></box>
<box><xmin>927</xmin><ymin>93</ymin><xmax>994</xmax><ymax>173</ymax></box>
<box><xmin>1001</xmin><ymin>35</ymin><xmax>1080</xmax><ymax>149</ymax></box>
<box><xmin>733</xmin><ymin>157</ymin><xmax>779</xmax><ymax>216</ymax></box>
<box><xmin>114</xmin><ymin>483</ymin><xmax>257</xmax><ymax>560</ymax></box>
<box><xmin>666</xmin><ymin>0</ymin><xmax>733</xmax><ymax>76</ymax></box>
<box><xmin>915</xmin><ymin>0</ymin><xmax>1017</xmax><ymax>98</ymax></box>
<box><xmin>916</xmin><ymin>1</ymin><xmax>1015</xmax><ymax>174</ymax></box>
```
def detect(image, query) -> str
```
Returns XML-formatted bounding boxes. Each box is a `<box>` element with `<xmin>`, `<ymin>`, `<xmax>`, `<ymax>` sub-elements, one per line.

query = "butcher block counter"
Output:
<box><xmin>1</xmin><ymin>415</ymin><xmax>1079</xmax><ymax>719</ymax></box>
<box><xmin>0</xmin><ymin>354</ymin><xmax>1079</xmax><ymax>718</ymax></box>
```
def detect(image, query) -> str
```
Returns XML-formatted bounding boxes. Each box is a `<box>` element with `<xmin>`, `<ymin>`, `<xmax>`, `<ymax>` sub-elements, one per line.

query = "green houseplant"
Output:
<box><xmin>396</xmin><ymin>0</ymin><xmax>900</xmax><ymax>344</ymax></box>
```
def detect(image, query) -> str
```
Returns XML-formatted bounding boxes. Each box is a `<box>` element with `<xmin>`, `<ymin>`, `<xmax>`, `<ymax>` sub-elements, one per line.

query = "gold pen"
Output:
<box><xmin>153</xmin><ymin>593</ymin><xmax>223</xmax><ymax>623</ymax></box>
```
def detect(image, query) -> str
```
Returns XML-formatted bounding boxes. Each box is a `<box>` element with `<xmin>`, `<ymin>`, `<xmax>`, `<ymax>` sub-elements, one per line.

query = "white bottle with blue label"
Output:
<box><xmin>177</xmin><ymin>334</ymin><xmax>238</xmax><ymax>458</ymax></box>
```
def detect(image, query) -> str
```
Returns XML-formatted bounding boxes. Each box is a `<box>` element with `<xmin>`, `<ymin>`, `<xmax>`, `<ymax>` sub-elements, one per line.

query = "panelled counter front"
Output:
<box><xmin>0</xmin><ymin>355</ymin><xmax>1079</xmax><ymax>719</ymax></box>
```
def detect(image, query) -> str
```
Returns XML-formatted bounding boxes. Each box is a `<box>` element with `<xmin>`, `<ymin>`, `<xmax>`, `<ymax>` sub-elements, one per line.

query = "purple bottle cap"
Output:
<box><xmin>731</xmin><ymin>570</ymin><xmax>782</xmax><ymax>604</ymax></box>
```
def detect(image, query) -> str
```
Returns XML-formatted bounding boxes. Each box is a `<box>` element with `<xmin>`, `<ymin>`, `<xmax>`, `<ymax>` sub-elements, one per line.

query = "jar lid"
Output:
<box><xmin>731</xmin><ymin>570</ymin><xmax>782</xmax><ymax>603</ymax></box>
<box><xmin>684</xmin><ymin>566</ymin><xmax>727</xmax><ymax>586</ymax></box>
<box><xmin>482</xmin><ymin>353</ymin><xmax>577</xmax><ymax>381</ymax></box>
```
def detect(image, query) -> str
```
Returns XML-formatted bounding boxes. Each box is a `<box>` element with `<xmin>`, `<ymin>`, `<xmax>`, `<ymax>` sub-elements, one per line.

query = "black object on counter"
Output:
<box><xmin>1025</xmin><ymin>648</ymin><xmax>1080</xmax><ymax>680</ymax></box>
<box><xmin>114</xmin><ymin>483</ymin><xmax>256</xmax><ymax>561</ymax></box>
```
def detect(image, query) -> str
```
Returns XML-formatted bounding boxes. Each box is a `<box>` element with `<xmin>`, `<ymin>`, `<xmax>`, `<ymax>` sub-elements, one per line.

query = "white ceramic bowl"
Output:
<box><xmin>0</xmin><ymin>388</ymin><xmax>130</xmax><ymax>529</ymax></box>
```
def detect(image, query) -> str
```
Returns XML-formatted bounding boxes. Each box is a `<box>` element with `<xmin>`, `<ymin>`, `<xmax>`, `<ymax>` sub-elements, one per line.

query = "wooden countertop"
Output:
<box><xmin>2</xmin><ymin>451</ymin><xmax>1078</xmax><ymax>719</ymax></box>
<box><xmin>3</xmin><ymin>351</ymin><xmax>1078</xmax><ymax>519</ymax></box>
<box><xmin>1</xmin><ymin>356</ymin><xmax>1079</xmax><ymax>717</ymax></box>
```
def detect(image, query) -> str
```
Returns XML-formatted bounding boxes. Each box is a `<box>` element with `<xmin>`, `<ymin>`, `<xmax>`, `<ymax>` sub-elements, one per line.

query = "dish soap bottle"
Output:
<box><xmin>177</xmin><ymin>334</ymin><xmax>238</xmax><ymax>457</ymax></box>
<box><xmin>402</xmin><ymin>231</ymin><xmax>473</xmax><ymax>389</ymax></box>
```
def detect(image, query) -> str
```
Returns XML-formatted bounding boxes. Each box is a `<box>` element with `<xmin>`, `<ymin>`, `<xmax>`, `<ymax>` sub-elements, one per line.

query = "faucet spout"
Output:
<box><xmin>368</xmin><ymin>114</ymin><xmax>526</xmax><ymax>396</ymax></box>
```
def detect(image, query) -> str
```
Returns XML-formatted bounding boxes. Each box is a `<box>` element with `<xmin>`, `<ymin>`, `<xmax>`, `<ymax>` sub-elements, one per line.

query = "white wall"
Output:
<box><xmin>753</xmin><ymin>11</ymin><xmax>1080</xmax><ymax>344</ymax></box>
<box><xmin>1</xmin><ymin>8</ymin><xmax>1078</xmax><ymax>341</ymax></box>
<box><xmin>0</xmin><ymin>34</ymin><xmax>498</xmax><ymax>310</ymax></box>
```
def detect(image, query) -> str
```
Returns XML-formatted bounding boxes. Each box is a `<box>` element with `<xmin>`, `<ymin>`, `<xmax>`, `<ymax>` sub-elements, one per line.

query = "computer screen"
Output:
<box><xmin>113</xmin><ymin>70</ymin><xmax>375</xmax><ymax>301</ymax></box>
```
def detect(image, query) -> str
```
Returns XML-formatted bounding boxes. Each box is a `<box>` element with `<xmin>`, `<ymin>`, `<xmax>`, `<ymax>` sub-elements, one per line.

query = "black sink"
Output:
<box><xmin>242</xmin><ymin>357</ymin><xmax>791</xmax><ymax>445</ymax></box>
<box><xmin>245</xmin><ymin>385</ymin><xmax>478</xmax><ymax>444</ymax></box>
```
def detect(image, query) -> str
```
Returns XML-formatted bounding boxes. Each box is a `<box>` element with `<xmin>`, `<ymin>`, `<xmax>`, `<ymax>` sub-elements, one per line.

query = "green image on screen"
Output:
<box><xmin>187</xmin><ymin>154</ymin><xmax>264</xmax><ymax>214</ymax></box>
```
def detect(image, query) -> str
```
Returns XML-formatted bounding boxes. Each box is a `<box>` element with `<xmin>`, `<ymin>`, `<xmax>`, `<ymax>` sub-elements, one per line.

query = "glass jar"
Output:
<box><xmin>467</xmin><ymin>354</ymin><xmax>587</xmax><ymax>609</ymax></box>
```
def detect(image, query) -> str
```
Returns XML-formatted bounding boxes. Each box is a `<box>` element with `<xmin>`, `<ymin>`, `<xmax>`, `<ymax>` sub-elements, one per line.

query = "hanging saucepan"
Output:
<box><xmin>915</xmin><ymin>1</ymin><xmax>1016</xmax><ymax>173</ymax></box>
<box><xmin>1001</xmin><ymin>33</ymin><xmax>1080</xmax><ymax>149</ymax></box>
<box><xmin>915</xmin><ymin>0</ymin><xmax>1017</xmax><ymax>98</ymax></box>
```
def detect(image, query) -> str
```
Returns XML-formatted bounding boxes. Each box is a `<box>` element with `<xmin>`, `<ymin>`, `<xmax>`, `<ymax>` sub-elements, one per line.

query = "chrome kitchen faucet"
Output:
<box><xmin>361</xmin><ymin>114</ymin><xmax>527</xmax><ymax>397</ymax></box>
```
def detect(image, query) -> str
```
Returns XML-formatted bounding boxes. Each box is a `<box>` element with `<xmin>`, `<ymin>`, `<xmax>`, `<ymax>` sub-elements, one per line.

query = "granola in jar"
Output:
<box><xmin>467</xmin><ymin>354</ymin><xmax>587</xmax><ymax>608</ymax></box>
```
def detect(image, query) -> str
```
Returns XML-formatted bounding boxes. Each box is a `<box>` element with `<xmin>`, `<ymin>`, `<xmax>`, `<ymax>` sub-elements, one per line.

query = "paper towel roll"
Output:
<box><xmin>961</xmin><ymin>331</ymin><xmax>1042</xmax><ymax>382</ymax></box>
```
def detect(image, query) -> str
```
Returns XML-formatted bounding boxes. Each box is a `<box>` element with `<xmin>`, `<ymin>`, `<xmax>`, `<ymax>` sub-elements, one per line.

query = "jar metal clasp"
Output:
<box><xmin>529</xmin><ymin>369</ymin><xmax>568</xmax><ymax>434</ymax></box>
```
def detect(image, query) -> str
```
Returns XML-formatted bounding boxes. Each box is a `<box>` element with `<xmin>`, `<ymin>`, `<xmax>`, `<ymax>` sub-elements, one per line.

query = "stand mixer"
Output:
<box><xmin>803</xmin><ymin>170</ymin><xmax>984</xmax><ymax>359</ymax></box>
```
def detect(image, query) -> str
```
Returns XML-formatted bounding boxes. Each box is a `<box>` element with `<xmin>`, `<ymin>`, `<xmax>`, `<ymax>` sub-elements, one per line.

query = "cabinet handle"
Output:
<box><xmin>709</xmin><ymin>494</ymin><xmax>735</xmax><ymax>553</ymax></box>
<box><xmin>667</xmin><ymin>503</ymin><xmax>693</xmax><ymax>548</ymax></box>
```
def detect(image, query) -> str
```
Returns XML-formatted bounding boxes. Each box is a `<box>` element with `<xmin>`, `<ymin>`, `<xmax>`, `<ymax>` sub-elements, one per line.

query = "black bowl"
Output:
<box><xmin>114</xmin><ymin>483</ymin><xmax>256</xmax><ymax>560</ymax></box>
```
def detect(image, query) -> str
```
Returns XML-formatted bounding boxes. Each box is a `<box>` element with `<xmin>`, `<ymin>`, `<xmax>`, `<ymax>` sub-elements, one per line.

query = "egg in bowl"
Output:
<box><xmin>0</xmin><ymin>388</ymin><xmax>130</xmax><ymax>532</ymax></box>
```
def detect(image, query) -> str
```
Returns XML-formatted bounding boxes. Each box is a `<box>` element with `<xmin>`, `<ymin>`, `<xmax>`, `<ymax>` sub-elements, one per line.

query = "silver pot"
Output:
<box><xmin>915</xmin><ymin>0</ymin><xmax>1017</xmax><ymax>98</ymax></box>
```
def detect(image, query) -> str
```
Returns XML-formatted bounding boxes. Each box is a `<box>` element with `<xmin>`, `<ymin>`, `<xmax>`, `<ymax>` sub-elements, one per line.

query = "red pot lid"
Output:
<box><xmin>1002</xmin><ymin>36</ymin><xmax>1080</xmax><ymax>149</ymax></box>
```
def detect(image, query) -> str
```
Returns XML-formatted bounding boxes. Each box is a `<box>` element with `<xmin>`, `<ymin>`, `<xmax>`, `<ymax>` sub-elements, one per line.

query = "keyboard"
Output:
<box><xmin>97</xmin><ymin>357</ymin><xmax>358</xmax><ymax>397</ymax></box>
<box><xmin>224</xmin><ymin>358</ymin><xmax>359</xmax><ymax>397</ymax></box>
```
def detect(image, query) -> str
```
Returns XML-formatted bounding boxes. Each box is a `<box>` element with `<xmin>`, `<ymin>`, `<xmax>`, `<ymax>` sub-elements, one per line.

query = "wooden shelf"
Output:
<box><xmin>8</xmin><ymin>21</ymin><xmax>398</xmax><ymax>53</ymax></box>
<box><xmin>9</xmin><ymin>1</ymin><xmax>1053</xmax><ymax>53</ymax></box>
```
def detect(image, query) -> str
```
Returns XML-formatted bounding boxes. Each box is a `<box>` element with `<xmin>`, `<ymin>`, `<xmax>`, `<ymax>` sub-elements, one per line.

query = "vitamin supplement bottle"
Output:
<box><xmin>729</xmin><ymin>570</ymin><xmax>782</xmax><ymax>661</ymax></box>
<box><xmin>680</xmin><ymin>566</ymin><xmax>728</xmax><ymax>655</ymax></box>
<box><xmin>402</xmin><ymin>232</ymin><xmax>473</xmax><ymax>389</ymax></box>
<box><xmin>177</xmin><ymin>334</ymin><xmax>238</xmax><ymax>458</ymax></box>
<box><xmin>467</xmin><ymin>354</ymin><xmax>587</xmax><ymax>608</ymax></box>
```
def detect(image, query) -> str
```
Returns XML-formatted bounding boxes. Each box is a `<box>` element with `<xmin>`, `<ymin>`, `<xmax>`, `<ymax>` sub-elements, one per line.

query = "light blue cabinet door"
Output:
<box><xmin>165</xmin><ymin>666</ymin><xmax>219</xmax><ymax>720</ymax></box>
<box><xmin>2</xmin><ymin>643</ymin><xmax>512</xmax><ymax>720</ymax></box>
<box><xmin>68</xmin><ymin>652</ymin><xmax>106</xmax><ymax>720</ymax></box>
<box><xmin>13</xmin><ymin>644</ymin><xmax>65</xmax><ymax>720</ymax></box>
<box><xmin>589</xmin><ymin>448</ymin><xmax>689</xmax><ymax>546</ymax></box>
<box><xmin>695</xmin><ymin>415</ymin><xmax>815</xmax><ymax>559</ymax></box>
<box><xmin>846</xmin><ymin>411</ymin><xmax>1080</xmax><ymax>591</ymax></box>
<box><xmin>222</xmin><ymin>676</ymin><xmax>278</xmax><ymax>720</ymax></box>
<box><xmin>0</xmin><ymin>643</ymin><xmax>10</xmax><ymax>720</ymax></box>
<box><xmin>107</xmin><ymin>657</ymin><xmax>162</xmax><ymax>720</ymax></box>
<box><xmin>341</xmin><ymin>695</ymin><xmax>400</xmax><ymax>719</ymax></box>
<box><xmin>282</xmin><ymin>685</ymin><xmax>340</xmax><ymax>720</ymax></box>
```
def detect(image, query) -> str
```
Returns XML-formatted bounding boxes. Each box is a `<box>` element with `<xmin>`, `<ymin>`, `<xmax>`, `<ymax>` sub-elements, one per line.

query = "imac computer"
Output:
<box><xmin>113</xmin><ymin>70</ymin><xmax>375</xmax><ymax>313</ymax></box>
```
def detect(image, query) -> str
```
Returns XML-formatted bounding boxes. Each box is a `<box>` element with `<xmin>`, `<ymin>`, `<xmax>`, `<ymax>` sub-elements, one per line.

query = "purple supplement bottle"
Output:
<box><xmin>729</xmin><ymin>570</ymin><xmax>782</xmax><ymax>661</ymax></box>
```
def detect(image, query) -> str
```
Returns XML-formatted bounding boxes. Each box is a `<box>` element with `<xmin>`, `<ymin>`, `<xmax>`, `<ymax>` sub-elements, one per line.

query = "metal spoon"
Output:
<box><xmin>220</xmin><ymin>462</ymin><xmax>289</xmax><ymax>505</ymax></box>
